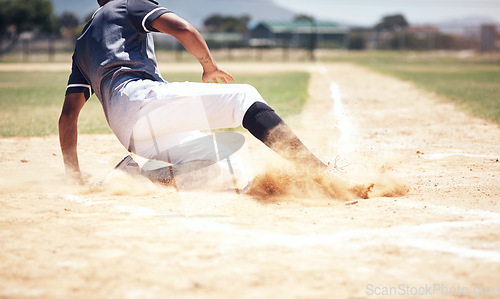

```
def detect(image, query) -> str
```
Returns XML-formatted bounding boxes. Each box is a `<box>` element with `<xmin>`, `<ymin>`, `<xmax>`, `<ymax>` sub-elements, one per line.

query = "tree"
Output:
<box><xmin>1</xmin><ymin>0</ymin><xmax>59</xmax><ymax>34</ymax></box>
<box><xmin>293</xmin><ymin>14</ymin><xmax>314</xmax><ymax>23</ymax></box>
<box><xmin>203</xmin><ymin>14</ymin><xmax>250</xmax><ymax>33</ymax></box>
<box><xmin>375</xmin><ymin>14</ymin><xmax>409</xmax><ymax>32</ymax></box>
<box><xmin>0</xmin><ymin>3</ymin><xmax>7</xmax><ymax>38</ymax></box>
<box><xmin>58</xmin><ymin>12</ymin><xmax>80</xmax><ymax>29</ymax></box>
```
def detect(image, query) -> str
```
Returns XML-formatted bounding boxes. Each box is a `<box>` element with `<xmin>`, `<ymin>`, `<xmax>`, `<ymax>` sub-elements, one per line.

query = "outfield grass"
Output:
<box><xmin>327</xmin><ymin>51</ymin><xmax>500</xmax><ymax>124</ymax></box>
<box><xmin>0</xmin><ymin>71</ymin><xmax>309</xmax><ymax>137</ymax></box>
<box><xmin>1</xmin><ymin>51</ymin><xmax>498</xmax><ymax>137</ymax></box>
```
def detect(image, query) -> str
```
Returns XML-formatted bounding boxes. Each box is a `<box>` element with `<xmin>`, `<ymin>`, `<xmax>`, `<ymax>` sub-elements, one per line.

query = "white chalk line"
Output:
<box><xmin>173</xmin><ymin>215</ymin><xmax>500</xmax><ymax>263</ymax></box>
<box><xmin>395</xmin><ymin>201</ymin><xmax>500</xmax><ymax>220</ymax></box>
<box><xmin>63</xmin><ymin>195</ymin><xmax>158</xmax><ymax>217</ymax></box>
<box><xmin>423</xmin><ymin>150</ymin><xmax>499</xmax><ymax>160</ymax></box>
<box><xmin>323</xmin><ymin>74</ymin><xmax>500</xmax><ymax>262</ymax></box>
<box><xmin>330</xmin><ymin>82</ymin><xmax>358</xmax><ymax>156</ymax></box>
<box><xmin>60</xmin><ymin>194</ymin><xmax>500</xmax><ymax>262</ymax></box>
<box><xmin>62</xmin><ymin>190</ymin><xmax>500</xmax><ymax>259</ymax></box>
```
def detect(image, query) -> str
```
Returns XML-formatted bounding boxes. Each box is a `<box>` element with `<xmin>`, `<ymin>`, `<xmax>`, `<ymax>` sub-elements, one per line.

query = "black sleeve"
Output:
<box><xmin>127</xmin><ymin>0</ymin><xmax>171</xmax><ymax>33</ymax></box>
<box><xmin>66</xmin><ymin>56</ymin><xmax>92</xmax><ymax>101</ymax></box>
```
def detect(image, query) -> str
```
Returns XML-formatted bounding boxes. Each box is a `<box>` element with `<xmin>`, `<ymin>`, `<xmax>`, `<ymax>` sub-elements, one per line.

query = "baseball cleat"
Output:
<box><xmin>91</xmin><ymin>155</ymin><xmax>141</xmax><ymax>190</ymax></box>
<box><xmin>114</xmin><ymin>155</ymin><xmax>141</xmax><ymax>175</ymax></box>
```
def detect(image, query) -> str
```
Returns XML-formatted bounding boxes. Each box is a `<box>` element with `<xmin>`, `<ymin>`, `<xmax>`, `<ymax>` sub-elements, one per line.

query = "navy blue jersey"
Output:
<box><xmin>66</xmin><ymin>0</ymin><xmax>170</xmax><ymax>102</ymax></box>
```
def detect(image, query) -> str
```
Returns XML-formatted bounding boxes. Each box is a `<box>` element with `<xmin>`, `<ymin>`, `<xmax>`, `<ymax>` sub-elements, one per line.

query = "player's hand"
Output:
<box><xmin>202</xmin><ymin>67</ymin><xmax>235</xmax><ymax>84</ymax></box>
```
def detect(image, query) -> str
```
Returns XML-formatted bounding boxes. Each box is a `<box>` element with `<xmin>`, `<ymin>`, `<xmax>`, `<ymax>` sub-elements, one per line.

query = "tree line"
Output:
<box><xmin>0</xmin><ymin>0</ymin><xmax>481</xmax><ymax>53</ymax></box>
<box><xmin>0</xmin><ymin>0</ymin><xmax>59</xmax><ymax>37</ymax></box>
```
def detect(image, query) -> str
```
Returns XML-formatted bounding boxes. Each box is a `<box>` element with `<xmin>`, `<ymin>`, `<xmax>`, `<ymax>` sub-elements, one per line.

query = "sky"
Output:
<box><xmin>52</xmin><ymin>0</ymin><xmax>500</xmax><ymax>28</ymax></box>
<box><xmin>272</xmin><ymin>0</ymin><xmax>500</xmax><ymax>26</ymax></box>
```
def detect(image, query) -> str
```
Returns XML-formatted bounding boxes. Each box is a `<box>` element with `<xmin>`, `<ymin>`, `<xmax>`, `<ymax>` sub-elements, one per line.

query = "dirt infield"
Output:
<box><xmin>1</xmin><ymin>63</ymin><xmax>499</xmax><ymax>298</ymax></box>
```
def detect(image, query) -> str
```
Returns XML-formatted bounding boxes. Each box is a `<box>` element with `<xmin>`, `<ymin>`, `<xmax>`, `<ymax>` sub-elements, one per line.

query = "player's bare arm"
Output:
<box><xmin>58</xmin><ymin>92</ymin><xmax>86</xmax><ymax>183</ymax></box>
<box><xmin>151</xmin><ymin>13</ymin><xmax>235</xmax><ymax>84</ymax></box>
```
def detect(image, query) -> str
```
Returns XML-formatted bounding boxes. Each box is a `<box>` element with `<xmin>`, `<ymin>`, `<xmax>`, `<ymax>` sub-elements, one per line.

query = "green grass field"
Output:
<box><xmin>329</xmin><ymin>51</ymin><xmax>500</xmax><ymax>123</ymax></box>
<box><xmin>0</xmin><ymin>71</ymin><xmax>309</xmax><ymax>137</ymax></box>
<box><xmin>1</xmin><ymin>51</ymin><xmax>499</xmax><ymax>137</ymax></box>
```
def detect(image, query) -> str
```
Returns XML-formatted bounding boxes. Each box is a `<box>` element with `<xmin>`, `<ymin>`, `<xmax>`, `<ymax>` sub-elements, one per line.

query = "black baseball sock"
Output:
<box><xmin>242</xmin><ymin>102</ymin><xmax>326</xmax><ymax>169</ymax></box>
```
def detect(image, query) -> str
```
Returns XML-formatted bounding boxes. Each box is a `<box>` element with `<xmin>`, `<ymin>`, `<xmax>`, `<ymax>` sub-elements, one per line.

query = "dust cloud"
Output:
<box><xmin>246</xmin><ymin>160</ymin><xmax>407</xmax><ymax>202</ymax></box>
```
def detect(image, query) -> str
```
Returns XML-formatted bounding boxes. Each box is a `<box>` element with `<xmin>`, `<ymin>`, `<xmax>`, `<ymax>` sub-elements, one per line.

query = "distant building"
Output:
<box><xmin>249</xmin><ymin>20</ymin><xmax>348</xmax><ymax>48</ymax></box>
<box><xmin>480</xmin><ymin>24</ymin><xmax>496</xmax><ymax>51</ymax></box>
<box><xmin>496</xmin><ymin>27</ymin><xmax>500</xmax><ymax>50</ymax></box>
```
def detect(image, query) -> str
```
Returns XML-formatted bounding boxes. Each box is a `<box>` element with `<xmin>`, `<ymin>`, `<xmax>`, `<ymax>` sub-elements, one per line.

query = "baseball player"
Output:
<box><xmin>59</xmin><ymin>0</ymin><xmax>326</xmax><ymax>185</ymax></box>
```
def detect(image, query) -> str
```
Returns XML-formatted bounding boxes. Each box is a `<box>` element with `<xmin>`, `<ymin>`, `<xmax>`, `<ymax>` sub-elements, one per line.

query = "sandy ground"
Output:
<box><xmin>1</xmin><ymin>62</ymin><xmax>499</xmax><ymax>299</ymax></box>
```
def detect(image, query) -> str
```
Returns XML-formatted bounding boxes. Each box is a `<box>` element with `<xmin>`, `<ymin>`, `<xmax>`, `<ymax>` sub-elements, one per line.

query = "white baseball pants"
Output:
<box><xmin>129</xmin><ymin>81</ymin><xmax>265</xmax><ymax>164</ymax></box>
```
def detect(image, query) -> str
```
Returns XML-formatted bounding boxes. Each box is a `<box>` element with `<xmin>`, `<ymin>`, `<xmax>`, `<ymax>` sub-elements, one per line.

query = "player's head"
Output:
<box><xmin>97</xmin><ymin>0</ymin><xmax>110</xmax><ymax>7</ymax></box>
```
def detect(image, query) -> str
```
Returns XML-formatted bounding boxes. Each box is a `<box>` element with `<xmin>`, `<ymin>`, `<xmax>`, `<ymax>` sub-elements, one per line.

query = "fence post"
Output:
<box><xmin>48</xmin><ymin>34</ymin><xmax>55</xmax><ymax>62</ymax></box>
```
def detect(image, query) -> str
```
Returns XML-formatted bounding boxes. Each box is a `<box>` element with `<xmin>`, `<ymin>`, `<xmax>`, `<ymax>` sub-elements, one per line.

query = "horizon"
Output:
<box><xmin>272</xmin><ymin>0</ymin><xmax>500</xmax><ymax>26</ymax></box>
<box><xmin>52</xmin><ymin>0</ymin><xmax>500</xmax><ymax>28</ymax></box>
